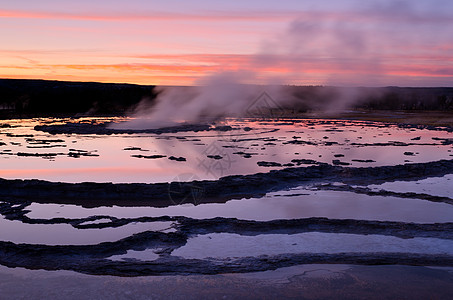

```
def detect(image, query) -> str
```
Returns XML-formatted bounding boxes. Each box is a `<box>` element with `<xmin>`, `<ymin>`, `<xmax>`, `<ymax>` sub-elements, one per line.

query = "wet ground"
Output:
<box><xmin>1</xmin><ymin>264</ymin><xmax>453</xmax><ymax>299</ymax></box>
<box><xmin>1</xmin><ymin>116</ymin><xmax>452</xmax><ymax>298</ymax></box>
<box><xmin>1</xmin><ymin>117</ymin><xmax>452</xmax><ymax>183</ymax></box>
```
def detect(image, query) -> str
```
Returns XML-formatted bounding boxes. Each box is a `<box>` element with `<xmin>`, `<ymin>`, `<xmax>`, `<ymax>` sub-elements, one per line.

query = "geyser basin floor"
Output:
<box><xmin>1</xmin><ymin>116</ymin><xmax>453</xmax><ymax>277</ymax></box>
<box><xmin>0</xmin><ymin>216</ymin><xmax>174</xmax><ymax>245</ymax></box>
<box><xmin>2</xmin><ymin>264</ymin><xmax>452</xmax><ymax>299</ymax></box>
<box><xmin>1</xmin><ymin>117</ymin><xmax>452</xmax><ymax>183</ymax></box>
<box><xmin>171</xmin><ymin>232</ymin><xmax>453</xmax><ymax>260</ymax></box>
<box><xmin>23</xmin><ymin>189</ymin><xmax>453</xmax><ymax>223</ymax></box>
<box><xmin>367</xmin><ymin>174</ymin><xmax>453</xmax><ymax>198</ymax></box>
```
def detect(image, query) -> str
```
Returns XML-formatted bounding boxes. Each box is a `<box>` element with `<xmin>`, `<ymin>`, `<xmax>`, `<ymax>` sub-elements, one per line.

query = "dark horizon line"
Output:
<box><xmin>1</xmin><ymin>77</ymin><xmax>452</xmax><ymax>89</ymax></box>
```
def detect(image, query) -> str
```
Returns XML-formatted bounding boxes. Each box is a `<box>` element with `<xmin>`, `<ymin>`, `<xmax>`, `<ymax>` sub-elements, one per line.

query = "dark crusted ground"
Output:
<box><xmin>1</xmin><ymin>202</ymin><xmax>453</xmax><ymax>276</ymax></box>
<box><xmin>1</xmin><ymin>158</ymin><xmax>453</xmax><ymax>275</ymax></box>
<box><xmin>1</xmin><ymin>159</ymin><xmax>452</xmax><ymax>207</ymax></box>
<box><xmin>34</xmin><ymin>122</ymin><xmax>237</xmax><ymax>135</ymax></box>
<box><xmin>1</xmin><ymin>116</ymin><xmax>453</xmax><ymax>276</ymax></box>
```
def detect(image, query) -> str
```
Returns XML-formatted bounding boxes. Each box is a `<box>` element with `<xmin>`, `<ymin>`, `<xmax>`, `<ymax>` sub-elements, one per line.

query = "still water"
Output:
<box><xmin>0</xmin><ymin>117</ymin><xmax>452</xmax><ymax>286</ymax></box>
<box><xmin>1</xmin><ymin>117</ymin><xmax>452</xmax><ymax>183</ymax></box>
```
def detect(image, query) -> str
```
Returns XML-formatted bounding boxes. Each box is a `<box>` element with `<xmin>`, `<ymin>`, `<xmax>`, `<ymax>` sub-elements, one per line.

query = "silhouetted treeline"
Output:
<box><xmin>0</xmin><ymin>79</ymin><xmax>452</xmax><ymax>119</ymax></box>
<box><xmin>0</xmin><ymin>79</ymin><xmax>156</xmax><ymax>116</ymax></box>
<box><xmin>288</xmin><ymin>86</ymin><xmax>453</xmax><ymax>112</ymax></box>
<box><xmin>356</xmin><ymin>87</ymin><xmax>453</xmax><ymax>110</ymax></box>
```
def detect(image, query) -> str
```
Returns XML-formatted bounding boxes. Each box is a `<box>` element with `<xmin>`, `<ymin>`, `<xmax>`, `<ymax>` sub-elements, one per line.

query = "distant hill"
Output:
<box><xmin>0</xmin><ymin>79</ymin><xmax>452</xmax><ymax>118</ymax></box>
<box><xmin>0</xmin><ymin>79</ymin><xmax>157</xmax><ymax>116</ymax></box>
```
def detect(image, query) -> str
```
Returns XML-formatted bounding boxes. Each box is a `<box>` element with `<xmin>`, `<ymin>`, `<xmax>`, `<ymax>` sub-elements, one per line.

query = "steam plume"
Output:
<box><xmin>114</xmin><ymin>1</ymin><xmax>449</xmax><ymax>129</ymax></box>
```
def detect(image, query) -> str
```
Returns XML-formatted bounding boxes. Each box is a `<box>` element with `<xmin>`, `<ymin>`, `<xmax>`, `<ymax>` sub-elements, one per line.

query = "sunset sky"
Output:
<box><xmin>1</xmin><ymin>0</ymin><xmax>452</xmax><ymax>86</ymax></box>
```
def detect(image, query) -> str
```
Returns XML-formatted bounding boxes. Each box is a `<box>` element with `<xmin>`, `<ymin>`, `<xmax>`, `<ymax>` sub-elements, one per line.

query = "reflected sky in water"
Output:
<box><xmin>1</xmin><ymin>117</ymin><xmax>452</xmax><ymax>183</ymax></box>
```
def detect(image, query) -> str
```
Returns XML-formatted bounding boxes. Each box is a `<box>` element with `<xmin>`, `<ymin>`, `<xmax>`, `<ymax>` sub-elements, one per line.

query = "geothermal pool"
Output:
<box><xmin>0</xmin><ymin>117</ymin><xmax>452</xmax><ymax>183</ymax></box>
<box><xmin>0</xmin><ymin>117</ymin><xmax>452</xmax><ymax>277</ymax></box>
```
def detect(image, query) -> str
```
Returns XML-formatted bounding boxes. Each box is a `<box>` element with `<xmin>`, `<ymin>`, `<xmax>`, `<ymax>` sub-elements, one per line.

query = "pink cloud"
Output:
<box><xmin>0</xmin><ymin>9</ymin><xmax>294</xmax><ymax>22</ymax></box>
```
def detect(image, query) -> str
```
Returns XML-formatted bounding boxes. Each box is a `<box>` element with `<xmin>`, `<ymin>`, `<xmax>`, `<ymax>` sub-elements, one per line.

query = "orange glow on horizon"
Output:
<box><xmin>2</xmin><ymin>53</ymin><xmax>451</xmax><ymax>86</ymax></box>
<box><xmin>1</xmin><ymin>4</ymin><xmax>452</xmax><ymax>87</ymax></box>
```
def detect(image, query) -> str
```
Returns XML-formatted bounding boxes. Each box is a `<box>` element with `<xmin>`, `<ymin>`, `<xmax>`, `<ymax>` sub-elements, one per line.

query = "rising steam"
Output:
<box><xmin>112</xmin><ymin>1</ymin><xmax>441</xmax><ymax>129</ymax></box>
<box><xmin>111</xmin><ymin>72</ymin><xmax>264</xmax><ymax>130</ymax></box>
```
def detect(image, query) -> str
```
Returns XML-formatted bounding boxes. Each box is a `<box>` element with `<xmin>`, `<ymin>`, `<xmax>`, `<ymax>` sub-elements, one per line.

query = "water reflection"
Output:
<box><xmin>173</xmin><ymin>232</ymin><xmax>453</xmax><ymax>259</ymax></box>
<box><xmin>0</xmin><ymin>117</ymin><xmax>452</xmax><ymax>183</ymax></box>
<box><xmin>1</xmin><ymin>117</ymin><xmax>453</xmax><ymax>276</ymax></box>
<box><xmin>0</xmin><ymin>216</ymin><xmax>174</xmax><ymax>245</ymax></box>
<box><xmin>24</xmin><ymin>189</ymin><xmax>453</xmax><ymax>223</ymax></box>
